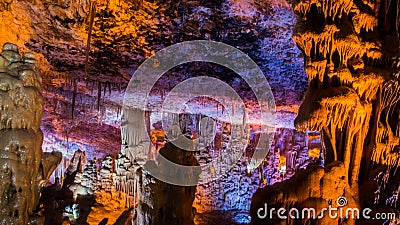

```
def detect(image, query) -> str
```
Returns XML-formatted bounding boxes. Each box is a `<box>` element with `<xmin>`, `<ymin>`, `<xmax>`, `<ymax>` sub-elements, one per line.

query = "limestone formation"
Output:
<box><xmin>99</xmin><ymin>155</ymin><xmax>114</xmax><ymax>192</ymax></box>
<box><xmin>70</xmin><ymin>158</ymin><xmax>97</xmax><ymax>200</ymax></box>
<box><xmin>292</xmin><ymin>0</ymin><xmax>399</xmax><ymax>188</ymax></box>
<box><xmin>0</xmin><ymin>43</ymin><xmax>61</xmax><ymax>225</ymax></box>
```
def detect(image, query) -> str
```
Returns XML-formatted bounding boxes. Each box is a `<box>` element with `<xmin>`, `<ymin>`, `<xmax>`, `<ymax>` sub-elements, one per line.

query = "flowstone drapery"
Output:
<box><xmin>0</xmin><ymin>43</ymin><xmax>61</xmax><ymax>225</ymax></box>
<box><xmin>293</xmin><ymin>0</ymin><xmax>399</xmax><ymax>188</ymax></box>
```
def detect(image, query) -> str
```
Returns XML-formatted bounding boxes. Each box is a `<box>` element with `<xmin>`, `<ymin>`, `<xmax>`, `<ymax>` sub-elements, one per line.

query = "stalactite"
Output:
<box><xmin>90</xmin><ymin>79</ymin><xmax>95</xmax><ymax>94</ymax></box>
<box><xmin>97</xmin><ymin>81</ymin><xmax>101</xmax><ymax>111</ymax></box>
<box><xmin>293</xmin><ymin>25</ymin><xmax>338</xmax><ymax>62</ymax></box>
<box><xmin>352</xmin><ymin>73</ymin><xmax>384</xmax><ymax>102</ymax></box>
<box><xmin>284</xmin><ymin>1</ymin><xmax>400</xmax><ymax>224</ymax></box>
<box><xmin>334</xmin><ymin>35</ymin><xmax>365</xmax><ymax>67</ymax></box>
<box><xmin>372</xmin><ymin>121</ymin><xmax>400</xmax><ymax>168</ymax></box>
<box><xmin>293</xmin><ymin>0</ymin><xmax>354</xmax><ymax>19</ymax></box>
<box><xmin>336</xmin><ymin>68</ymin><xmax>353</xmax><ymax>85</ymax></box>
<box><xmin>315</xmin><ymin>90</ymin><xmax>357</xmax><ymax>127</ymax></box>
<box><xmin>352</xmin><ymin>12</ymin><xmax>378</xmax><ymax>34</ymax></box>
<box><xmin>305</xmin><ymin>60</ymin><xmax>327</xmax><ymax>84</ymax></box>
<box><xmin>365</xmin><ymin>41</ymin><xmax>383</xmax><ymax>63</ymax></box>
<box><xmin>107</xmin><ymin>81</ymin><xmax>112</xmax><ymax>95</ymax></box>
<box><xmin>349</xmin><ymin>103</ymin><xmax>372</xmax><ymax>184</ymax></box>
<box><xmin>293</xmin><ymin>0</ymin><xmax>399</xmax><ymax>182</ymax></box>
<box><xmin>84</xmin><ymin>1</ymin><xmax>96</xmax><ymax>80</ymax></box>
<box><xmin>71</xmin><ymin>78</ymin><xmax>77</xmax><ymax>119</ymax></box>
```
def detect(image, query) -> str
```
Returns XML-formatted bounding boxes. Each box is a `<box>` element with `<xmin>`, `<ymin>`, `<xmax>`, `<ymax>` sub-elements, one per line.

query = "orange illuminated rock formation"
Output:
<box><xmin>292</xmin><ymin>0</ymin><xmax>399</xmax><ymax>187</ymax></box>
<box><xmin>251</xmin><ymin>0</ymin><xmax>399</xmax><ymax>224</ymax></box>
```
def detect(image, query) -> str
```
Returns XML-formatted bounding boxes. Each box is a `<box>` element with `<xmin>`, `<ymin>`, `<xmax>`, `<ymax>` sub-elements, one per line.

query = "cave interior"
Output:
<box><xmin>0</xmin><ymin>0</ymin><xmax>399</xmax><ymax>224</ymax></box>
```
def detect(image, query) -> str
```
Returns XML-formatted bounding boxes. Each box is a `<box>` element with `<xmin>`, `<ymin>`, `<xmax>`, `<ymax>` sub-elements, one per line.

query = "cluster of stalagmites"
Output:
<box><xmin>262</xmin><ymin>129</ymin><xmax>320</xmax><ymax>181</ymax></box>
<box><xmin>0</xmin><ymin>43</ymin><xmax>61</xmax><ymax>225</ymax></box>
<box><xmin>62</xmin><ymin>150</ymin><xmax>132</xmax><ymax>224</ymax></box>
<box><xmin>251</xmin><ymin>0</ymin><xmax>399</xmax><ymax>224</ymax></box>
<box><xmin>67</xmin><ymin>151</ymin><xmax>124</xmax><ymax>202</ymax></box>
<box><xmin>64</xmin><ymin>133</ymin><xmax>198</xmax><ymax>225</ymax></box>
<box><xmin>69</xmin><ymin>153</ymin><xmax>96</xmax><ymax>201</ymax></box>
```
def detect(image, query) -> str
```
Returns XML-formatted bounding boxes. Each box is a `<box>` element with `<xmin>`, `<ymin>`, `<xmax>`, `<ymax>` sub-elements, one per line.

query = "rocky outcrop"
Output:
<box><xmin>0</xmin><ymin>43</ymin><xmax>61</xmax><ymax>225</ymax></box>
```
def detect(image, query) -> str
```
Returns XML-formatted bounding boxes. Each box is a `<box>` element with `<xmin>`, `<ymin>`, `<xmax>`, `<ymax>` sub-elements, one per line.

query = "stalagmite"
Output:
<box><xmin>116</xmin><ymin>107</ymin><xmax>199</xmax><ymax>225</ymax></box>
<box><xmin>0</xmin><ymin>43</ymin><xmax>61</xmax><ymax>224</ymax></box>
